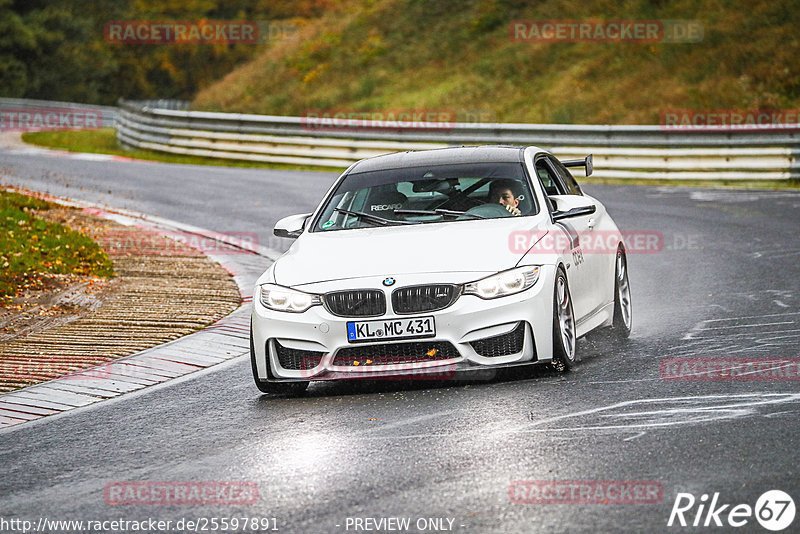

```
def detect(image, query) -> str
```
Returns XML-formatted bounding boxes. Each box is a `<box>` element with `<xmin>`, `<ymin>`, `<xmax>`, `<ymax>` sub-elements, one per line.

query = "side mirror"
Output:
<box><xmin>553</xmin><ymin>205</ymin><xmax>596</xmax><ymax>221</ymax></box>
<box><xmin>549</xmin><ymin>195</ymin><xmax>596</xmax><ymax>221</ymax></box>
<box><xmin>274</xmin><ymin>213</ymin><xmax>311</xmax><ymax>239</ymax></box>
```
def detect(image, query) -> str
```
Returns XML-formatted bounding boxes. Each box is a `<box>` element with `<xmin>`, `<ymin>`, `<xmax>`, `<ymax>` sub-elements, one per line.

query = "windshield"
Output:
<box><xmin>311</xmin><ymin>162</ymin><xmax>537</xmax><ymax>231</ymax></box>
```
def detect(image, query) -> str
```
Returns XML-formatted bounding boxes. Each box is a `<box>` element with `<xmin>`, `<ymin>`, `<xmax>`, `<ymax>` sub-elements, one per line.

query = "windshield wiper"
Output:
<box><xmin>435</xmin><ymin>208</ymin><xmax>487</xmax><ymax>219</ymax></box>
<box><xmin>393</xmin><ymin>208</ymin><xmax>486</xmax><ymax>220</ymax></box>
<box><xmin>333</xmin><ymin>208</ymin><xmax>420</xmax><ymax>226</ymax></box>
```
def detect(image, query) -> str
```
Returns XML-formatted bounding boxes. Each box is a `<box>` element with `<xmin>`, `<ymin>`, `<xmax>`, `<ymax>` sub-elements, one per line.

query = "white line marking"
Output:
<box><xmin>623</xmin><ymin>432</ymin><xmax>647</xmax><ymax>441</ymax></box>
<box><xmin>700</xmin><ymin>311</ymin><xmax>800</xmax><ymax>324</ymax></box>
<box><xmin>693</xmin><ymin>321</ymin><xmax>795</xmax><ymax>331</ymax></box>
<box><xmin>503</xmin><ymin>393</ymin><xmax>800</xmax><ymax>434</ymax></box>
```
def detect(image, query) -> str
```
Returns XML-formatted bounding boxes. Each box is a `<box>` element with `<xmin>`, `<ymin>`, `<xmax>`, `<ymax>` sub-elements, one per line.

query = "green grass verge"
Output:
<box><xmin>21</xmin><ymin>129</ymin><xmax>347</xmax><ymax>173</ymax></box>
<box><xmin>0</xmin><ymin>189</ymin><xmax>114</xmax><ymax>298</ymax></box>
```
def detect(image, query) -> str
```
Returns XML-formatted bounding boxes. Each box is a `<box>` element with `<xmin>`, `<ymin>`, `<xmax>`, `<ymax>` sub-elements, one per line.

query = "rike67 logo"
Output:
<box><xmin>668</xmin><ymin>490</ymin><xmax>795</xmax><ymax>531</ymax></box>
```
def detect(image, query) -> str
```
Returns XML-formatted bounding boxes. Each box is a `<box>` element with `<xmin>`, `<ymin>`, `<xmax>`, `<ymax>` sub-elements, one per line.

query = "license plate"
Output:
<box><xmin>346</xmin><ymin>316</ymin><xmax>436</xmax><ymax>343</ymax></box>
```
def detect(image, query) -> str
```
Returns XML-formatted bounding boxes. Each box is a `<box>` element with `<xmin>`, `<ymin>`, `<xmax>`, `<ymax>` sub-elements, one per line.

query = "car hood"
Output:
<box><xmin>273</xmin><ymin>216</ymin><xmax>550</xmax><ymax>287</ymax></box>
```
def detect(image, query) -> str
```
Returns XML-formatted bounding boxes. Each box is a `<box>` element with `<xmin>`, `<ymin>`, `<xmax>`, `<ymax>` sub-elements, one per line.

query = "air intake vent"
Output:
<box><xmin>273</xmin><ymin>340</ymin><xmax>324</xmax><ymax>370</ymax></box>
<box><xmin>470</xmin><ymin>322</ymin><xmax>526</xmax><ymax>357</ymax></box>
<box><xmin>333</xmin><ymin>340</ymin><xmax>459</xmax><ymax>366</ymax></box>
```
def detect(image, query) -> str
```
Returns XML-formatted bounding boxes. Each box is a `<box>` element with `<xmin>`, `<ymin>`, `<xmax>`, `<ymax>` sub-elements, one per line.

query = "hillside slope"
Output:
<box><xmin>193</xmin><ymin>0</ymin><xmax>800</xmax><ymax>124</ymax></box>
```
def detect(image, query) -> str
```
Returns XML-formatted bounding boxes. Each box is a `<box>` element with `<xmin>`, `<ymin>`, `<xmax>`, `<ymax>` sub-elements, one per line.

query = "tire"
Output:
<box><xmin>611</xmin><ymin>247</ymin><xmax>632</xmax><ymax>340</ymax></box>
<box><xmin>250</xmin><ymin>323</ymin><xmax>309</xmax><ymax>395</ymax></box>
<box><xmin>551</xmin><ymin>267</ymin><xmax>577</xmax><ymax>371</ymax></box>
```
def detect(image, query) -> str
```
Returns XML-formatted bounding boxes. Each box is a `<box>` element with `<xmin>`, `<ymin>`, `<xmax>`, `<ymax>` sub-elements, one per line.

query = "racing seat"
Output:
<box><xmin>516</xmin><ymin>191</ymin><xmax>534</xmax><ymax>214</ymax></box>
<box><xmin>364</xmin><ymin>186</ymin><xmax>408</xmax><ymax>220</ymax></box>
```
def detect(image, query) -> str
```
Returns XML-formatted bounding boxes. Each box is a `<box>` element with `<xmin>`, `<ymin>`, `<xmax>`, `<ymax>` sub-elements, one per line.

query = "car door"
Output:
<box><xmin>534</xmin><ymin>155</ymin><xmax>593</xmax><ymax>322</ymax></box>
<box><xmin>548</xmin><ymin>156</ymin><xmax>616</xmax><ymax>322</ymax></box>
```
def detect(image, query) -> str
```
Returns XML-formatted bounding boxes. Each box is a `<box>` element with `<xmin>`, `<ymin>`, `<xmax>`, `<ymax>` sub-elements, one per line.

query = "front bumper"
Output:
<box><xmin>251</xmin><ymin>266</ymin><xmax>556</xmax><ymax>382</ymax></box>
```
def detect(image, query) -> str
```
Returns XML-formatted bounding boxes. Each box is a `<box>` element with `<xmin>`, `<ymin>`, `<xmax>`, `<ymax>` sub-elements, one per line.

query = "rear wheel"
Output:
<box><xmin>551</xmin><ymin>267</ymin><xmax>577</xmax><ymax>371</ymax></box>
<box><xmin>250</xmin><ymin>324</ymin><xmax>309</xmax><ymax>395</ymax></box>
<box><xmin>611</xmin><ymin>248</ymin><xmax>632</xmax><ymax>340</ymax></box>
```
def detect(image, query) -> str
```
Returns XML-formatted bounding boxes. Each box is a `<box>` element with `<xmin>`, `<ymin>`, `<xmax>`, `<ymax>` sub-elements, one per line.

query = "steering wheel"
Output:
<box><xmin>459</xmin><ymin>203</ymin><xmax>513</xmax><ymax>219</ymax></box>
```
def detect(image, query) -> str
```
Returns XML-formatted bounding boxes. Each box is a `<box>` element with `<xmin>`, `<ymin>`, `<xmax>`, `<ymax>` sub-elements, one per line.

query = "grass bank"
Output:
<box><xmin>20</xmin><ymin>129</ymin><xmax>346</xmax><ymax>172</ymax></box>
<box><xmin>0</xmin><ymin>189</ymin><xmax>114</xmax><ymax>298</ymax></box>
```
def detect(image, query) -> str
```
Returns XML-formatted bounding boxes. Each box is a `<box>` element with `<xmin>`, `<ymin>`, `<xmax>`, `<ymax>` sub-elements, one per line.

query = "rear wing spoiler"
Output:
<box><xmin>561</xmin><ymin>154</ymin><xmax>593</xmax><ymax>177</ymax></box>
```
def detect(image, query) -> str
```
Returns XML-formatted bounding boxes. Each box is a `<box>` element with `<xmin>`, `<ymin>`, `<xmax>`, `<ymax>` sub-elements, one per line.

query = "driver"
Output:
<box><xmin>488</xmin><ymin>179</ymin><xmax>522</xmax><ymax>216</ymax></box>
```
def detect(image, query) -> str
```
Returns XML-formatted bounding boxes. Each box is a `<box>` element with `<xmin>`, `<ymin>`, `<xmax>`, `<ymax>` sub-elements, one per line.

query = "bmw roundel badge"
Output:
<box><xmin>383</xmin><ymin>277</ymin><xmax>395</xmax><ymax>287</ymax></box>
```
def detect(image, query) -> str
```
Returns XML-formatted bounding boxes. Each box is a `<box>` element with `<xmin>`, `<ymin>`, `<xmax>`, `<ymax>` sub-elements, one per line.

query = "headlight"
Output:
<box><xmin>259</xmin><ymin>284</ymin><xmax>321</xmax><ymax>313</ymax></box>
<box><xmin>463</xmin><ymin>266</ymin><xmax>540</xmax><ymax>299</ymax></box>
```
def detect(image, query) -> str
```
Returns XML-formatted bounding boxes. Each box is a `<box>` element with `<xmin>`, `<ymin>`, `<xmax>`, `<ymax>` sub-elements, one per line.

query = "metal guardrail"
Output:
<box><xmin>6</xmin><ymin>97</ymin><xmax>797</xmax><ymax>180</ymax></box>
<box><xmin>116</xmin><ymin>100</ymin><xmax>800</xmax><ymax>180</ymax></box>
<box><xmin>124</xmin><ymin>99</ymin><xmax>191</xmax><ymax>111</ymax></box>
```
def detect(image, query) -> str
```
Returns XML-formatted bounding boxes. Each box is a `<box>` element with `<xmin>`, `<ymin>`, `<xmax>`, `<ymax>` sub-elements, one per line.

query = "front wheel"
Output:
<box><xmin>611</xmin><ymin>248</ymin><xmax>632</xmax><ymax>340</ymax></box>
<box><xmin>551</xmin><ymin>267</ymin><xmax>577</xmax><ymax>371</ymax></box>
<box><xmin>250</xmin><ymin>324</ymin><xmax>309</xmax><ymax>395</ymax></box>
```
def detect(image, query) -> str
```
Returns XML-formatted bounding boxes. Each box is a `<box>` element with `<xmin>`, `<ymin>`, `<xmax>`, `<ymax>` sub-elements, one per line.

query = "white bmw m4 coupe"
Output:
<box><xmin>250</xmin><ymin>146</ymin><xmax>632</xmax><ymax>394</ymax></box>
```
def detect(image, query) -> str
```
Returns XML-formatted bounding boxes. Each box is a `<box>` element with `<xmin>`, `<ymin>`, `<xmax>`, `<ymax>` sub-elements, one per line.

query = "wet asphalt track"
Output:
<box><xmin>1</xmin><ymin>151</ymin><xmax>800</xmax><ymax>533</ymax></box>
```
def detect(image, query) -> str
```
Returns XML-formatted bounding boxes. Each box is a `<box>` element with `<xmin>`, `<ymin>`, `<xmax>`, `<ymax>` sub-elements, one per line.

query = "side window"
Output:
<box><xmin>535</xmin><ymin>159</ymin><xmax>565</xmax><ymax>196</ymax></box>
<box><xmin>549</xmin><ymin>157</ymin><xmax>583</xmax><ymax>196</ymax></box>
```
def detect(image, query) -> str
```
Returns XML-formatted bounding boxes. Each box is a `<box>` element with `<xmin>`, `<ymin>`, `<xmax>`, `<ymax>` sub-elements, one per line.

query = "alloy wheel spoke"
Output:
<box><xmin>557</xmin><ymin>276</ymin><xmax>575</xmax><ymax>359</ymax></box>
<box><xmin>617</xmin><ymin>253</ymin><xmax>632</xmax><ymax>328</ymax></box>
